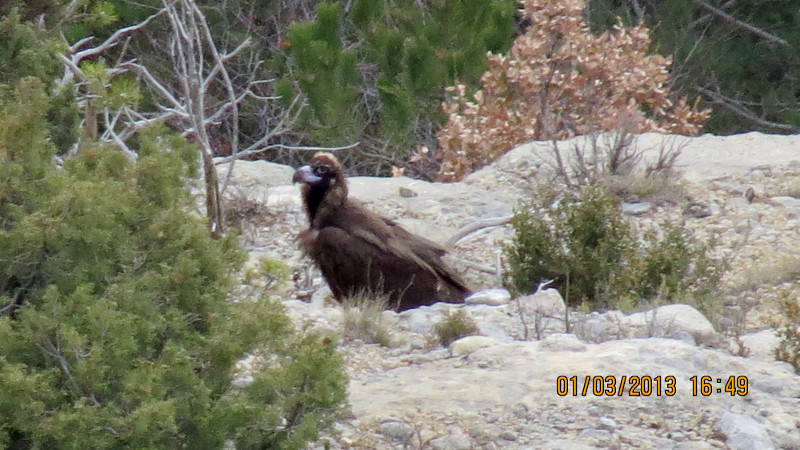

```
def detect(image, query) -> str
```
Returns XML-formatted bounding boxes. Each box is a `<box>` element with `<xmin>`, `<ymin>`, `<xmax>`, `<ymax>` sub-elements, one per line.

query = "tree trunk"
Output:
<box><xmin>202</xmin><ymin>150</ymin><xmax>223</xmax><ymax>239</ymax></box>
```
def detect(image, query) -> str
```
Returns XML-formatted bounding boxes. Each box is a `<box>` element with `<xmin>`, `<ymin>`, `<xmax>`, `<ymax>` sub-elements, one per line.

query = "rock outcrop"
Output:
<box><xmin>221</xmin><ymin>133</ymin><xmax>800</xmax><ymax>449</ymax></box>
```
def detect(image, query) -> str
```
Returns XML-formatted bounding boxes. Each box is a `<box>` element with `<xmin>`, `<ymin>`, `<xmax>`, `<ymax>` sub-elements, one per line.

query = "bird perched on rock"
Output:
<box><xmin>293</xmin><ymin>152</ymin><xmax>471</xmax><ymax>311</ymax></box>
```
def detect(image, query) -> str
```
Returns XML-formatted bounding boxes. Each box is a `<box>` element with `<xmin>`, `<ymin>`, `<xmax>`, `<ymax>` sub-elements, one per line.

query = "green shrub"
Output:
<box><xmin>434</xmin><ymin>310</ymin><xmax>479</xmax><ymax>347</ymax></box>
<box><xmin>634</xmin><ymin>222</ymin><xmax>724</xmax><ymax>306</ymax></box>
<box><xmin>505</xmin><ymin>186</ymin><xmax>634</xmax><ymax>307</ymax></box>
<box><xmin>504</xmin><ymin>185</ymin><xmax>723</xmax><ymax>310</ymax></box>
<box><xmin>0</xmin><ymin>78</ymin><xmax>346</xmax><ymax>449</ymax></box>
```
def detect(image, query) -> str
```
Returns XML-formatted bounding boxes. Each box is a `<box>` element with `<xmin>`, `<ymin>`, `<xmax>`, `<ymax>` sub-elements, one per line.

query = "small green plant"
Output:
<box><xmin>341</xmin><ymin>292</ymin><xmax>393</xmax><ymax>346</ymax></box>
<box><xmin>242</xmin><ymin>258</ymin><xmax>291</xmax><ymax>291</ymax></box>
<box><xmin>775</xmin><ymin>296</ymin><xmax>800</xmax><ymax>372</ymax></box>
<box><xmin>504</xmin><ymin>184</ymin><xmax>724</xmax><ymax>311</ymax></box>
<box><xmin>505</xmin><ymin>185</ymin><xmax>634</xmax><ymax>308</ymax></box>
<box><xmin>237</xmin><ymin>257</ymin><xmax>293</xmax><ymax>302</ymax></box>
<box><xmin>635</xmin><ymin>223</ymin><xmax>724</xmax><ymax>304</ymax></box>
<box><xmin>434</xmin><ymin>309</ymin><xmax>479</xmax><ymax>347</ymax></box>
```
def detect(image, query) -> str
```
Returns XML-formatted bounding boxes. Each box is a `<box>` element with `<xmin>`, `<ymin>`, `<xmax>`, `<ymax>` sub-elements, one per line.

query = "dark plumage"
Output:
<box><xmin>293</xmin><ymin>152</ymin><xmax>471</xmax><ymax>311</ymax></box>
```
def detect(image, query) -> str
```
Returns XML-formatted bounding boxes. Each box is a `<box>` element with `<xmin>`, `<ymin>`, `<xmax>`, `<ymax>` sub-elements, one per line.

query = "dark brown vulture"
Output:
<box><xmin>293</xmin><ymin>152</ymin><xmax>471</xmax><ymax>311</ymax></box>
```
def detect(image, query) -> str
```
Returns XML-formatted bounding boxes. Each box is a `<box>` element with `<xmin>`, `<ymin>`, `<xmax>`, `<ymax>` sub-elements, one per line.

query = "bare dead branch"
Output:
<box><xmin>697</xmin><ymin>86</ymin><xmax>800</xmax><ymax>132</ymax></box>
<box><xmin>56</xmin><ymin>0</ymin><xmax>351</xmax><ymax>237</ymax></box>
<box><xmin>551</xmin><ymin>140</ymin><xmax>574</xmax><ymax>190</ymax></box>
<box><xmin>689</xmin><ymin>0</ymin><xmax>737</xmax><ymax>28</ymax></box>
<box><xmin>628</xmin><ymin>0</ymin><xmax>644</xmax><ymax>23</ymax></box>
<box><xmin>102</xmin><ymin>108</ymin><xmax>138</xmax><ymax>160</ymax></box>
<box><xmin>202</xmin><ymin>38</ymin><xmax>253</xmax><ymax>92</ymax></box>
<box><xmin>57</xmin><ymin>53</ymin><xmax>88</xmax><ymax>84</ymax></box>
<box><xmin>459</xmin><ymin>258</ymin><xmax>498</xmax><ymax>275</ymax></box>
<box><xmin>68</xmin><ymin>36</ymin><xmax>94</xmax><ymax>53</ymax></box>
<box><xmin>445</xmin><ymin>215</ymin><xmax>513</xmax><ymax>249</ymax></box>
<box><xmin>120</xmin><ymin>61</ymin><xmax>185</xmax><ymax>110</ymax></box>
<box><xmin>695</xmin><ymin>1</ymin><xmax>788</xmax><ymax>46</ymax></box>
<box><xmin>69</xmin><ymin>8</ymin><xmax>169</xmax><ymax>63</ymax></box>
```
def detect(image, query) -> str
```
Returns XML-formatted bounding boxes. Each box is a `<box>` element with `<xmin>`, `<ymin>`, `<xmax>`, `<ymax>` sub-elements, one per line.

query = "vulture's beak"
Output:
<box><xmin>293</xmin><ymin>165</ymin><xmax>322</xmax><ymax>184</ymax></box>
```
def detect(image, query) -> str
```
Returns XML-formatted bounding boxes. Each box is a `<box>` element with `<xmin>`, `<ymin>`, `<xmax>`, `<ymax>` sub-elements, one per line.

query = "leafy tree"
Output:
<box><xmin>436</xmin><ymin>0</ymin><xmax>710</xmax><ymax>181</ymax></box>
<box><xmin>0</xmin><ymin>0</ymin><xmax>70</xmax><ymax>23</ymax></box>
<box><xmin>7</xmin><ymin>0</ymin><xmax>517</xmax><ymax>176</ymax></box>
<box><xmin>0</xmin><ymin>78</ymin><xmax>347</xmax><ymax>449</ymax></box>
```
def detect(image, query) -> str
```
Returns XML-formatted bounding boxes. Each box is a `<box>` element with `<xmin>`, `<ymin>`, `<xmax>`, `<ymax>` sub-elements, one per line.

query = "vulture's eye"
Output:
<box><xmin>315</xmin><ymin>166</ymin><xmax>329</xmax><ymax>176</ymax></box>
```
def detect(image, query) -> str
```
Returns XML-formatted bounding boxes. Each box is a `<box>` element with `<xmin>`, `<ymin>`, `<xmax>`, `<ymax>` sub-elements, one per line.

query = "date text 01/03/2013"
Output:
<box><xmin>555</xmin><ymin>375</ymin><xmax>749</xmax><ymax>397</ymax></box>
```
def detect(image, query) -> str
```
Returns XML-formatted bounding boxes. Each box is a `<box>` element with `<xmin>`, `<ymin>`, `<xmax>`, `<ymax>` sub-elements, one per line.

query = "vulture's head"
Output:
<box><xmin>293</xmin><ymin>152</ymin><xmax>347</xmax><ymax>222</ymax></box>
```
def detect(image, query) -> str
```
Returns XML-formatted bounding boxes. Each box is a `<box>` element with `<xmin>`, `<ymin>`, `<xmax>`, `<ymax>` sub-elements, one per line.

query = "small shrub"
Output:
<box><xmin>775</xmin><ymin>296</ymin><xmax>800</xmax><ymax>372</ymax></box>
<box><xmin>434</xmin><ymin>310</ymin><xmax>479</xmax><ymax>347</ymax></box>
<box><xmin>603</xmin><ymin>171</ymin><xmax>685</xmax><ymax>205</ymax></box>
<box><xmin>504</xmin><ymin>185</ymin><xmax>724</xmax><ymax>310</ymax></box>
<box><xmin>247</xmin><ymin>258</ymin><xmax>291</xmax><ymax>290</ymax></box>
<box><xmin>505</xmin><ymin>186</ymin><xmax>634</xmax><ymax>308</ymax></box>
<box><xmin>238</xmin><ymin>258</ymin><xmax>292</xmax><ymax>302</ymax></box>
<box><xmin>634</xmin><ymin>223</ymin><xmax>724</xmax><ymax>303</ymax></box>
<box><xmin>341</xmin><ymin>292</ymin><xmax>393</xmax><ymax>347</ymax></box>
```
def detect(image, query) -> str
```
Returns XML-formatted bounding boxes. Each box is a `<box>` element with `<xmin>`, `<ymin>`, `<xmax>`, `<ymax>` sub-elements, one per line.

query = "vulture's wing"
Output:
<box><xmin>310</xmin><ymin>224</ymin><xmax>444</xmax><ymax>308</ymax></box>
<box><xmin>378</xmin><ymin>217</ymin><xmax>470</xmax><ymax>295</ymax></box>
<box><xmin>303</xmin><ymin>200</ymin><xmax>469</xmax><ymax>308</ymax></box>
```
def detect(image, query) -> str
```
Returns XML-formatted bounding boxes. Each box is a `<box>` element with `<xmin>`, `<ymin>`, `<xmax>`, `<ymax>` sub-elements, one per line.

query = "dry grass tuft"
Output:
<box><xmin>341</xmin><ymin>291</ymin><xmax>393</xmax><ymax>347</ymax></box>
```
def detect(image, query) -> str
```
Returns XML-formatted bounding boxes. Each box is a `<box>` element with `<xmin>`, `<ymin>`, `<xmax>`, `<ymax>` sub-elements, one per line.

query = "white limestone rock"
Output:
<box><xmin>622</xmin><ymin>201</ymin><xmax>652</xmax><ymax>215</ymax></box>
<box><xmin>215</xmin><ymin>158</ymin><xmax>295</xmax><ymax>187</ymax></box>
<box><xmin>516</xmin><ymin>288</ymin><xmax>567</xmax><ymax>317</ymax></box>
<box><xmin>623</xmin><ymin>304</ymin><xmax>718</xmax><ymax>345</ymax></box>
<box><xmin>740</xmin><ymin>329</ymin><xmax>780</xmax><ymax>362</ymax></box>
<box><xmin>449</xmin><ymin>336</ymin><xmax>501</xmax><ymax>357</ymax></box>
<box><xmin>465</xmin><ymin>288</ymin><xmax>511</xmax><ymax>306</ymax></box>
<box><xmin>379</xmin><ymin>420</ymin><xmax>414</xmax><ymax>442</ymax></box>
<box><xmin>717</xmin><ymin>413</ymin><xmax>775</xmax><ymax>450</ymax></box>
<box><xmin>576</xmin><ymin>304</ymin><xmax>717</xmax><ymax>345</ymax></box>
<box><xmin>429</xmin><ymin>426</ymin><xmax>471</xmax><ymax>450</ymax></box>
<box><xmin>538</xmin><ymin>333</ymin><xmax>586</xmax><ymax>352</ymax></box>
<box><xmin>397</xmin><ymin>305</ymin><xmax>446</xmax><ymax>334</ymax></box>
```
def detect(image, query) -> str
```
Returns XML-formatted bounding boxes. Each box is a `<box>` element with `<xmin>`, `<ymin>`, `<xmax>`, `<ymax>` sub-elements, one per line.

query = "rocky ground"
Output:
<box><xmin>218</xmin><ymin>132</ymin><xmax>800</xmax><ymax>449</ymax></box>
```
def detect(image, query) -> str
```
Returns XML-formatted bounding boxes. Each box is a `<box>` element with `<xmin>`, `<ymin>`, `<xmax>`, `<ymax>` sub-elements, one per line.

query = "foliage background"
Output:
<box><xmin>587</xmin><ymin>0</ymin><xmax>800</xmax><ymax>135</ymax></box>
<box><xmin>14</xmin><ymin>0</ymin><xmax>797</xmax><ymax>177</ymax></box>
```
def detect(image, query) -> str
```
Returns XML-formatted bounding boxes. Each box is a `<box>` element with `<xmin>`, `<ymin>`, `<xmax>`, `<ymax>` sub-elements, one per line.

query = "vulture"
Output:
<box><xmin>293</xmin><ymin>152</ymin><xmax>471</xmax><ymax>311</ymax></box>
